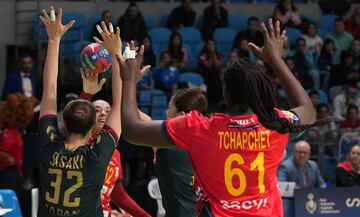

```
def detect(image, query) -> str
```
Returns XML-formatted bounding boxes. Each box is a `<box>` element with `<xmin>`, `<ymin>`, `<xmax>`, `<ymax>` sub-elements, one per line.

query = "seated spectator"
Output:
<box><xmin>91</xmin><ymin>10</ymin><xmax>112</xmax><ymax>41</ymax></box>
<box><xmin>309</xmin><ymin>89</ymin><xmax>320</xmax><ymax>107</ymax></box>
<box><xmin>142</xmin><ymin>35</ymin><xmax>156</xmax><ymax>68</ymax></box>
<box><xmin>272</xmin><ymin>0</ymin><xmax>301</xmax><ymax>29</ymax></box>
<box><xmin>318</xmin><ymin>0</ymin><xmax>351</xmax><ymax>17</ymax></box>
<box><xmin>163</xmin><ymin>32</ymin><xmax>188</xmax><ymax>71</ymax></box>
<box><xmin>227</xmin><ymin>51</ymin><xmax>239</xmax><ymax>67</ymax></box>
<box><xmin>288</xmin><ymin>38</ymin><xmax>318</xmax><ymax>88</ymax></box>
<box><xmin>328</xmin><ymin>18</ymin><xmax>354</xmax><ymax>52</ymax></box>
<box><xmin>333</xmin><ymin>85</ymin><xmax>360</xmax><ymax>122</ymax></box>
<box><xmin>137</xmin><ymin>71</ymin><xmax>154</xmax><ymax>91</ymax></box>
<box><xmin>349</xmin><ymin>38</ymin><xmax>360</xmax><ymax>71</ymax></box>
<box><xmin>234</xmin><ymin>38</ymin><xmax>256</xmax><ymax>61</ymax></box>
<box><xmin>285</xmin><ymin>57</ymin><xmax>314</xmax><ymax>89</ymax></box>
<box><xmin>308</xmin><ymin>103</ymin><xmax>337</xmax><ymax>146</ymax></box>
<box><xmin>277</xmin><ymin>140</ymin><xmax>327</xmax><ymax>188</ymax></box>
<box><xmin>167</xmin><ymin>0</ymin><xmax>196</xmax><ymax>31</ymax></box>
<box><xmin>302</xmin><ymin>22</ymin><xmax>323</xmax><ymax>55</ymax></box>
<box><xmin>2</xmin><ymin>53</ymin><xmax>37</xmax><ymax>99</ymax></box>
<box><xmin>317</xmin><ymin>38</ymin><xmax>339</xmax><ymax>72</ymax></box>
<box><xmin>344</xmin><ymin>7</ymin><xmax>360</xmax><ymax>39</ymax></box>
<box><xmin>153</xmin><ymin>51</ymin><xmax>181</xmax><ymax>95</ymax></box>
<box><xmin>201</xmin><ymin>0</ymin><xmax>228</xmax><ymax>40</ymax></box>
<box><xmin>336</xmin><ymin>144</ymin><xmax>360</xmax><ymax>187</ymax></box>
<box><xmin>197</xmin><ymin>39</ymin><xmax>222</xmax><ymax>110</ymax></box>
<box><xmin>329</xmin><ymin>51</ymin><xmax>355</xmax><ymax>88</ymax></box>
<box><xmin>340</xmin><ymin>105</ymin><xmax>360</xmax><ymax>129</ymax></box>
<box><xmin>117</xmin><ymin>2</ymin><xmax>147</xmax><ymax>43</ymax></box>
<box><xmin>233</xmin><ymin>16</ymin><xmax>263</xmax><ymax>49</ymax></box>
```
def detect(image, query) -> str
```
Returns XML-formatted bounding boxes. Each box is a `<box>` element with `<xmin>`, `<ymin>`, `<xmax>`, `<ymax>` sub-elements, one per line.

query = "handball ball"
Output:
<box><xmin>80</xmin><ymin>43</ymin><xmax>111</xmax><ymax>73</ymax></box>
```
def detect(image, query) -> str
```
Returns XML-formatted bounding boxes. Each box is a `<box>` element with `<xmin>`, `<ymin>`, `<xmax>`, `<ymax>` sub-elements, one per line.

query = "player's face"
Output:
<box><xmin>293</xmin><ymin>142</ymin><xmax>311</xmax><ymax>167</ymax></box>
<box><xmin>166</xmin><ymin>98</ymin><xmax>179</xmax><ymax>118</ymax></box>
<box><xmin>93</xmin><ymin>100</ymin><xmax>111</xmax><ymax>131</ymax></box>
<box><xmin>349</xmin><ymin>145</ymin><xmax>360</xmax><ymax>166</ymax></box>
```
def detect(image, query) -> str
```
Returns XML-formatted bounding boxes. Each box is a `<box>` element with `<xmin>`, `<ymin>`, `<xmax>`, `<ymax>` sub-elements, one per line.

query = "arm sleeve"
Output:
<box><xmin>79</xmin><ymin>91</ymin><xmax>93</xmax><ymax>101</ymax></box>
<box><xmin>111</xmin><ymin>182</ymin><xmax>151</xmax><ymax>217</ymax></box>
<box><xmin>163</xmin><ymin>111</ymin><xmax>202</xmax><ymax>151</ymax></box>
<box><xmin>335</xmin><ymin>167</ymin><xmax>352</xmax><ymax>187</ymax></box>
<box><xmin>277</xmin><ymin>162</ymin><xmax>290</xmax><ymax>182</ymax></box>
<box><xmin>38</xmin><ymin>115</ymin><xmax>60</xmax><ymax>146</ymax></box>
<box><xmin>315</xmin><ymin>164</ymin><xmax>327</xmax><ymax>188</ymax></box>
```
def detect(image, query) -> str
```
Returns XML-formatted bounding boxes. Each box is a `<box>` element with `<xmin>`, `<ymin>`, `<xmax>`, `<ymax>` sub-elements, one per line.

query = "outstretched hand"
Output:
<box><xmin>117</xmin><ymin>41</ymin><xmax>151</xmax><ymax>83</ymax></box>
<box><xmin>39</xmin><ymin>7</ymin><xmax>74</xmax><ymax>41</ymax></box>
<box><xmin>81</xmin><ymin>68</ymin><xmax>106</xmax><ymax>95</ymax></box>
<box><xmin>248</xmin><ymin>19</ymin><xmax>286</xmax><ymax>63</ymax></box>
<box><xmin>93</xmin><ymin>21</ymin><xmax>122</xmax><ymax>57</ymax></box>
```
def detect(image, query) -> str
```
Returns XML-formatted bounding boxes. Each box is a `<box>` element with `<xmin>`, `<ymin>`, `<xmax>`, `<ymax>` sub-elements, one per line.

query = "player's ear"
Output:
<box><xmin>178</xmin><ymin>111</ymin><xmax>186</xmax><ymax>116</ymax></box>
<box><xmin>60</xmin><ymin>118</ymin><xmax>67</xmax><ymax>133</ymax></box>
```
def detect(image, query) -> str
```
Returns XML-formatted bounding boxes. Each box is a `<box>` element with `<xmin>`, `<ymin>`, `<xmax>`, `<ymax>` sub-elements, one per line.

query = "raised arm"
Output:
<box><xmin>119</xmin><ymin>42</ymin><xmax>170</xmax><ymax>148</ymax></box>
<box><xmin>249</xmin><ymin>19</ymin><xmax>315</xmax><ymax>125</ymax></box>
<box><xmin>39</xmin><ymin>7</ymin><xmax>74</xmax><ymax>118</ymax></box>
<box><xmin>93</xmin><ymin>22</ymin><xmax>122</xmax><ymax>137</ymax></box>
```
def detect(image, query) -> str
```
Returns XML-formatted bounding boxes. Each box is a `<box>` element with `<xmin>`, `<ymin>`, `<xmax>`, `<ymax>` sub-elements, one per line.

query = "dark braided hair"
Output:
<box><xmin>223</xmin><ymin>58</ymin><xmax>320</xmax><ymax>134</ymax></box>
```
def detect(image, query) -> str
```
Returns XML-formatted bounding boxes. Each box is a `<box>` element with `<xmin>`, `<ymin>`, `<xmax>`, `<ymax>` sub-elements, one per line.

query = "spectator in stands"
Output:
<box><xmin>333</xmin><ymin>85</ymin><xmax>360</xmax><ymax>122</ymax></box>
<box><xmin>308</xmin><ymin>103</ymin><xmax>337</xmax><ymax>144</ymax></box>
<box><xmin>309</xmin><ymin>89</ymin><xmax>320</xmax><ymax>107</ymax></box>
<box><xmin>272</xmin><ymin>0</ymin><xmax>301</xmax><ymax>29</ymax></box>
<box><xmin>167</xmin><ymin>0</ymin><xmax>196</xmax><ymax>31</ymax></box>
<box><xmin>302</xmin><ymin>22</ymin><xmax>323</xmax><ymax>55</ymax></box>
<box><xmin>336</xmin><ymin>144</ymin><xmax>360</xmax><ymax>187</ymax></box>
<box><xmin>233</xmin><ymin>16</ymin><xmax>263</xmax><ymax>49</ymax></box>
<box><xmin>142</xmin><ymin>35</ymin><xmax>156</xmax><ymax>68</ymax></box>
<box><xmin>2</xmin><ymin>54</ymin><xmax>37</xmax><ymax>99</ymax></box>
<box><xmin>340</xmin><ymin>105</ymin><xmax>360</xmax><ymax>129</ymax></box>
<box><xmin>153</xmin><ymin>51</ymin><xmax>181</xmax><ymax>95</ymax></box>
<box><xmin>344</xmin><ymin>7</ymin><xmax>360</xmax><ymax>39</ymax></box>
<box><xmin>288</xmin><ymin>38</ymin><xmax>318</xmax><ymax>88</ymax></box>
<box><xmin>233</xmin><ymin>38</ymin><xmax>256</xmax><ymax>61</ymax></box>
<box><xmin>137</xmin><ymin>71</ymin><xmax>154</xmax><ymax>91</ymax></box>
<box><xmin>318</xmin><ymin>0</ymin><xmax>352</xmax><ymax>17</ymax></box>
<box><xmin>117</xmin><ymin>2</ymin><xmax>147</xmax><ymax>43</ymax></box>
<box><xmin>285</xmin><ymin>57</ymin><xmax>314</xmax><ymax>89</ymax></box>
<box><xmin>328</xmin><ymin>18</ymin><xmax>354</xmax><ymax>52</ymax></box>
<box><xmin>197</xmin><ymin>39</ymin><xmax>222</xmax><ymax>111</ymax></box>
<box><xmin>329</xmin><ymin>51</ymin><xmax>354</xmax><ymax>89</ymax></box>
<box><xmin>349</xmin><ymin>38</ymin><xmax>360</xmax><ymax>71</ymax></box>
<box><xmin>227</xmin><ymin>51</ymin><xmax>239</xmax><ymax>67</ymax></box>
<box><xmin>163</xmin><ymin>32</ymin><xmax>188</xmax><ymax>71</ymax></box>
<box><xmin>91</xmin><ymin>10</ymin><xmax>112</xmax><ymax>41</ymax></box>
<box><xmin>318</xmin><ymin>38</ymin><xmax>339</xmax><ymax>72</ymax></box>
<box><xmin>277</xmin><ymin>140</ymin><xmax>327</xmax><ymax>188</ymax></box>
<box><xmin>201</xmin><ymin>0</ymin><xmax>228</xmax><ymax>40</ymax></box>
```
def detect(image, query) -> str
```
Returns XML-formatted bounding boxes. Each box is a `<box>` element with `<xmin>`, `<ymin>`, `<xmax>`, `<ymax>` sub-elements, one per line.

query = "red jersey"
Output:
<box><xmin>0</xmin><ymin>128</ymin><xmax>23</xmax><ymax>176</ymax></box>
<box><xmin>100</xmin><ymin>149</ymin><xmax>122</xmax><ymax>217</ymax></box>
<box><xmin>165</xmin><ymin>109</ymin><xmax>299</xmax><ymax>217</ymax></box>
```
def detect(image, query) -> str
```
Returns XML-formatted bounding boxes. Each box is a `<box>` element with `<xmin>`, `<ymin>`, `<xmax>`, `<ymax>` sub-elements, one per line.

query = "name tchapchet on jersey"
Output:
<box><xmin>218</xmin><ymin>130</ymin><xmax>270</xmax><ymax>151</ymax></box>
<box><xmin>221</xmin><ymin>197</ymin><xmax>270</xmax><ymax>210</ymax></box>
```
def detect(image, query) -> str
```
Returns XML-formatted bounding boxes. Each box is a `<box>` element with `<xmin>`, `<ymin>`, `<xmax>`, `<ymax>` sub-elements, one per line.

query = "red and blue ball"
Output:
<box><xmin>80</xmin><ymin>43</ymin><xmax>111</xmax><ymax>73</ymax></box>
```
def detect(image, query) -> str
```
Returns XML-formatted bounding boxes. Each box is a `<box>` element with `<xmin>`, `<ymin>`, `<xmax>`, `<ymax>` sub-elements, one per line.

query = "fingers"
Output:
<box><xmin>136</xmin><ymin>45</ymin><xmax>144</xmax><ymax>66</ymax></box>
<box><xmin>109</xmin><ymin>23</ymin><xmax>114</xmax><ymax>33</ymax></box>
<box><xmin>260</xmin><ymin>22</ymin><xmax>270</xmax><ymax>42</ymax></box>
<box><xmin>101</xmin><ymin>21</ymin><xmax>110</xmax><ymax>35</ymax></box>
<box><xmin>39</xmin><ymin>16</ymin><xmax>48</xmax><ymax>25</ymax></box>
<box><xmin>129</xmin><ymin>41</ymin><xmax>136</xmax><ymax>50</ymax></box>
<box><xmin>268</xmin><ymin>18</ymin><xmax>275</xmax><ymax>39</ymax></box>
<box><xmin>64</xmin><ymin>20</ymin><xmax>75</xmax><ymax>31</ymax></box>
<box><xmin>140</xmin><ymin>65</ymin><xmax>151</xmax><ymax>75</ymax></box>
<box><xmin>116</xmin><ymin>27</ymin><xmax>120</xmax><ymax>38</ymax></box>
<box><xmin>93</xmin><ymin>36</ymin><xmax>103</xmax><ymax>44</ymax></box>
<box><xmin>42</xmin><ymin>9</ymin><xmax>51</xmax><ymax>21</ymax></box>
<box><xmin>275</xmin><ymin>20</ymin><xmax>281</xmax><ymax>39</ymax></box>
<box><xmin>50</xmin><ymin>7</ymin><xmax>56</xmax><ymax>22</ymax></box>
<box><xmin>80</xmin><ymin>68</ymin><xmax>85</xmax><ymax>80</ymax></box>
<box><xmin>98</xmin><ymin>78</ymin><xmax>106</xmax><ymax>89</ymax></box>
<box><xmin>248</xmin><ymin>43</ymin><xmax>262</xmax><ymax>57</ymax></box>
<box><xmin>56</xmin><ymin>8</ymin><xmax>63</xmax><ymax>23</ymax></box>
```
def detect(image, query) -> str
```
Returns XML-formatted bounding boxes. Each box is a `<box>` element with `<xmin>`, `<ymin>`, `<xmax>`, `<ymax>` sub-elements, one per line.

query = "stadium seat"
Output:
<box><xmin>178</xmin><ymin>27</ymin><xmax>202</xmax><ymax>48</ymax></box>
<box><xmin>213</xmin><ymin>27</ymin><xmax>237</xmax><ymax>58</ymax></box>
<box><xmin>139</xmin><ymin>89</ymin><xmax>168</xmax><ymax>108</ymax></box>
<box><xmin>147</xmin><ymin>178</ymin><xmax>165</xmax><ymax>217</ymax></box>
<box><xmin>285</xmin><ymin>27</ymin><xmax>302</xmax><ymax>46</ymax></box>
<box><xmin>31</xmin><ymin>188</ymin><xmax>39</xmax><ymax>217</ymax></box>
<box><xmin>148</xmin><ymin>27</ymin><xmax>172</xmax><ymax>53</ymax></box>
<box><xmin>180</xmin><ymin>72</ymin><xmax>205</xmax><ymax>87</ymax></box>
<box><xmin>229</xmin><ymin>13</ymin><xmax>249</xmax><ymax>32</ymax></box>
<box><xmin>0</xmin><ymin>189</ymin><xmax>22</xmax><ymax>217</ymax></box>
<box><xmin>317</xmin><ymin>28</ymin><xmax>330</xmax><ymax>40</ymax></box>
<box><xmin>195</xmin><ymin>42</ymin><xmax>205</xmax><ymax>56</ymax></box>
<box><xmin>319</xmin><ymin>15</ymin><xmax>338</xmax><ymax>31</ymax></box>
<box><xmin>195</xmin><ymin>15</ymin><xmax>203</xmax><ymax>29</ymax></box>
<box><xmin>142</xmin><ymin>13</ymin><xmax>155</xmax><ymax>30</ymax></box>
<box><xmin>32</xmin><ymin>13</ymin><xmax>47</xmax><ymax>42</ymax></box>
<box><xmin>158</xmin><ymin>14</ymin><xmax>169</xmax><ymax>27</ymax></box>
<box><xmin>301</xmin><ymin>14</ymin><xmax>318</xmax><ymax>24</ymax></box>
<box><xmin>61</xmin><ymin>13</ymin><xmax>87</xmax><ymax>55</ymax></box>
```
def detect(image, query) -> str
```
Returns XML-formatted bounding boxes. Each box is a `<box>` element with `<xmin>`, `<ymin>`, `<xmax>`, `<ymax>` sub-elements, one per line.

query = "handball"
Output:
<box><xmin>80</xmin><ymin>43</ymin><xmax>111</xmax><ymax>73</ymax></box>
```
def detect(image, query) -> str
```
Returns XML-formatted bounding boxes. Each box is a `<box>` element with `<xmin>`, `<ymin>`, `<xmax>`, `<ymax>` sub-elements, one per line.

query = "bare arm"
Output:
<box><xmin>94</xmin><ymin>22</ymin><xmax>122</xmax><ymax>137</ymax></box>
<box><xmin>249</xmin><ymin>19</ymin><xmax>316</xmax><ymax>125</ymax></box>
<box><xmin>39</xmin><ymin>7</ymin><xmax>74</xmax><ymax>118</ymax></box>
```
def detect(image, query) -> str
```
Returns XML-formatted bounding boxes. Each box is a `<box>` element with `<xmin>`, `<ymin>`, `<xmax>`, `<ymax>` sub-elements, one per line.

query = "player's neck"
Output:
<box><xmin>65</xmin><ymin>134</ymin><xmax>89</xmax><ymax>149</ymax></box>
<box><xmin>226</xmin><ymin>104</ymin><xmax>251</xmax><ymax>115</ymax></box>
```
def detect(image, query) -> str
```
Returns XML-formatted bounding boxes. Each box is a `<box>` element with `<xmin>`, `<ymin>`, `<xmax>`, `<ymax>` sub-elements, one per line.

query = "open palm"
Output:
<box><xmin>39</xmin><ymin>7</ymin><xmax>74</xmax><ymax>41</ymax></box>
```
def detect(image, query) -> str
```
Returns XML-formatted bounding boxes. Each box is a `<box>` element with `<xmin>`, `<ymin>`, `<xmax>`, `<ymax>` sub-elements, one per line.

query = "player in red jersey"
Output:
<box><xmin>118</xmin><ymin>19</ymin><xmax>317</xmax><ymax>217</ymax></box>
<box><xmin>80</xmin><ymin>22</ymin><xmax>151</xmax><ymax>217</ymax></box>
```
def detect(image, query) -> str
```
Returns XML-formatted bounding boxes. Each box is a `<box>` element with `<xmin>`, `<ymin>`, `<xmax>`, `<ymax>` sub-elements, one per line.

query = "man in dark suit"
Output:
<box><xmin>167</xmin><ymin>0</ymin><xmax>196</xmax><ymax>31</ymax></box>
<box><xmin>2</xmin><ymin>54</ymin><xmax>37</xmax><ymax>99</ymax></box>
